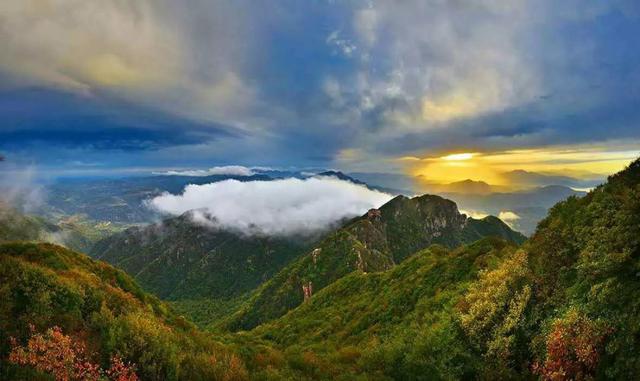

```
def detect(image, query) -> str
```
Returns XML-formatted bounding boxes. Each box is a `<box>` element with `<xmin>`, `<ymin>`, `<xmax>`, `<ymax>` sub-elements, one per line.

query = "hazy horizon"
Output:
<box><xmin>1</xmin><ymin>1</ymin><xmax>639</xmax><ymax>186</ymax></box>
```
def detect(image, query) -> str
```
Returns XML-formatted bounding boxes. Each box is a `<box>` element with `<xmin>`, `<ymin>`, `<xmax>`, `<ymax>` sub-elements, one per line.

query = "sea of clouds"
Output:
<box><xmin>147</xmin><ymin>177</ymin><xmax>393</xmax><ymax>236</ymax></box>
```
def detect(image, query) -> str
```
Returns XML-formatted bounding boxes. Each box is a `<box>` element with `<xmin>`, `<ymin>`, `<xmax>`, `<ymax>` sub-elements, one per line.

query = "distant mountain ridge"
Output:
<box><xmin>440</xmin><ymin>184</ymin><xmax>587</xmax><ymax>235</ymax></box>
<box><xmin>315</xmin><ymin>170</ymin><xmax>409</xmax><ymax>195</ymax></box>
<box><xmin>41</xmin><ymin>170</ymin><xmax>390</xmax><ymax>225</ymax></box>
<box><xmin>348</xmin><ymin>171</ymin><xmax>418</xmax><ymax>194</ymax></box>
<box><xmin>423</xmin><ymin>179</ymin><xmax>497</xmax><ymax>194</ymax></box>
<box><xmin>314</xmin><ymin>170</ymin><xmax>368</xmax><ymax>186</ymax></box>
<box><xmin>36</xmin><ymin>167</ymin><xmax>594</xmax><ymax>235</ymax></box>
<box><xmin>42</xmin><ymin>173</ymin><xmax>273</xmax><ymax>223</ymax></box>
<box><xmin>502</xmin><ymin>169</ymin><xmax>603</xmax><ymax>188</ymax></box>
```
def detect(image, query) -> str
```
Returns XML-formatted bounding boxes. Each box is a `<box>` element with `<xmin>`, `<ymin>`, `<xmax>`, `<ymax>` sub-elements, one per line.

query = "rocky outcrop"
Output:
<box><xmin>367</xmin><ymin>208</ymin><xmax>382</xmax><ymax>220</ymax></box>
<box><xmin>311</xmin><ymin>248</ymin><xmax>321</xmax><ymax>264</ymax></box>
<box><xmin>302</xmin><ymin>281</ymin><xmax>313</xmax><ymax>301</ymax></box>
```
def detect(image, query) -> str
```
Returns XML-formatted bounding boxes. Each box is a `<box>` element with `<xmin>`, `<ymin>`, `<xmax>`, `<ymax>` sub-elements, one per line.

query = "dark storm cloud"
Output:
<box><xmin>0</xmin><ymin>0</ymin><xmax>638</xmax><ymax>173</ymax></box>
<box><xmin>0</xmin><ymin>88</ymin><xmax>235</xmax><ymax>151</ymax></box>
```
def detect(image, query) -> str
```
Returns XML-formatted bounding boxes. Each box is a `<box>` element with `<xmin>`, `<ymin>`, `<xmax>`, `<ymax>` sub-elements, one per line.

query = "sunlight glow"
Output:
<box><xmin>402</xmin><ymin>146</ymin><xmax>640</xmax><ymax>190</ymax></box>
<box><xmin>441</xmin><ymin>153</ymin><xmax>474</xmax><ymax>161</ymax></box>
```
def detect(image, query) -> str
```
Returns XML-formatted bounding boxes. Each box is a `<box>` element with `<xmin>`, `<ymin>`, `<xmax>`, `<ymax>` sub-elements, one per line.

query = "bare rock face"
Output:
<box><xmin>367</xmin><ymin>208</ymin><xmax>382</xmax><ymax>221</ymax></box>
<box><xmin>311</xmin><ymin>248</ymin><xmax>321</xmax><ymax>264</ymax></box>
<box><xmin>355</xmin><ymin>248</ymin><xmax>364</xmax><ymax>272</ymax></box>
<box><xmin>302</xmin><ymin>281</ymin><xmax>313</xmax><ymax>301</ymax></box>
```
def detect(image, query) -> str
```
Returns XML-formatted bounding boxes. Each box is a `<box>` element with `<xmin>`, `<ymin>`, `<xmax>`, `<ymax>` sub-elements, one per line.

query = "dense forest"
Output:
<box><xmin>1</xmin><ymin>158</ymin><xmax>639</xmax><ymax>380</ymax></box>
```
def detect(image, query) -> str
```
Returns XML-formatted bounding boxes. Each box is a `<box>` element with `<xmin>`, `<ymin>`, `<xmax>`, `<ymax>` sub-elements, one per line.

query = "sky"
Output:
<box><xmin>1</xmin><ymin>0</ymin><xmax>639</xmax><ymax>183</ymax></box>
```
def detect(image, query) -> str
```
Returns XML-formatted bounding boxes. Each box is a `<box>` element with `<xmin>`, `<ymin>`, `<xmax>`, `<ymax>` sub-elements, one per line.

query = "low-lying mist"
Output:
<box><xmin>0</xmin><ymin>165</ymin><xmax>45</xmax><ymax>213</ymax></box>
<box><xmin>146</xmin><ymin>177</ymin><xmax>393</xmax><ymax>236</ymax></box>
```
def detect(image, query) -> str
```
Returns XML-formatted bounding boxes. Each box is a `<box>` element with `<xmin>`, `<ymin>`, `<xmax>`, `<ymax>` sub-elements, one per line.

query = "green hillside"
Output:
<box><xmin>0</xmin><ymin>242</ymin><xmax>258</xmax><ymax>380</ymax></box>
<box><xmin>90</xmin><ymin>212</ymin><xmax>309</xmax><ymax>326</ymax></box>
<box><xmin>91</xmin><ymin>213</ymin><xmax>307</xmax><ymax>301</ymax></box>
<box><xmin>252</xmin><ymin>237</ymin><xmax>520</xmax><ymax>379</ymax></box>
<box><xmin>224</xmin><ymin>194</ymin><xmax>525</xmax><ymax>331</ymax></box>
<box><xmin>523</xmin><ymin>157</ymin><xmax>640</xmax><ymax>379</ymax></box>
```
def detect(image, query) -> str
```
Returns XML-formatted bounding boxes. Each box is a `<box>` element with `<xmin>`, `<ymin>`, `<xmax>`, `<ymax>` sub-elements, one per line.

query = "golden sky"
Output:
<box><xmin>401</xmin><ymin>146</ymin><xmax>639</xmax><ymax>187</ymax></box>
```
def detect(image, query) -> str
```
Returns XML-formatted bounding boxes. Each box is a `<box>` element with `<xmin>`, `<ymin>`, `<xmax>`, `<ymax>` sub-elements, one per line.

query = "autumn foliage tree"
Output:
<box><xmin>8</xmin><ymin>325</ymin><xmax>138</xmax><ymax>381</ymax></box>
<box><xmin>458</xmin><ymin>250</ymin><xmax>532</xmax><ymax>363</ymax></box>
<box><xmin>534</xmin><ymin>310</ymin><xmax>610</xmax><ymax>381</ymax></box>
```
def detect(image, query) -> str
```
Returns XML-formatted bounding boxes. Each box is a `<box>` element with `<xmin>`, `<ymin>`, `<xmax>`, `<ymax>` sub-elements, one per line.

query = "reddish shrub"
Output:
<box><xmin>534</xmin><ymin>311</ymin><xmax>610</xmax><ymax>381</ymax></box>
<box><xmin>9</xmin><ymin>325</ymin><xmax>138</xmax><ymax>381</ymax></box>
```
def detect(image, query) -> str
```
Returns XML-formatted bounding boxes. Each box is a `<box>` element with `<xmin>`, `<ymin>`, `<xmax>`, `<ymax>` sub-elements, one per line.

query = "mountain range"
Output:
<box><xmin>1</xmin><ymin>158</ymin><xmax>638</xmax><ymax>380</ymax></box>
<box><xmin>501</xmin><ymin>169</ymin><xmax>603</xmax><ymax>188</ymax></box>
<box><xmin>422</xmin><ymin>179</ymin><xmax>498</xmax><ymax>195</ymax></box>
<box><xmin>40</xmin><ymin>173</ymin><xmax>274</xmax><ymax>223</ymax></box>
<box><xmin>221</xmin><ymin>194</ymin><xmax>524</xmax><ymax>331</ymax></box>
<box><xmin>38</xmin><ymin>170</ymin><xmax>378</xmax><ymax>225</ymax></box>
<box><xmin>90</xmin><ymin>193</ymin><xmax>524</xmax><ymax>330</ymax></box>
<box><xmin>27</xmin><ymin>167</ymin><xmax>597</xmax><ymax>240</ymax></box>
<box><xmin>440</xmin><ymin>184</ymin><xmax>588</xmax><ymax>235</ymax></box>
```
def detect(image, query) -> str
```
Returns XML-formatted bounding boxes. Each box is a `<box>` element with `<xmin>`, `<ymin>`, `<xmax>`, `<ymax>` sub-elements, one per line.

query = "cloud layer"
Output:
<box><xmin>155</xmin><ymin>165</ymin><xmax>255</xmax><ymax>177</ymax></box>
<box><xmin>147</xmin><ymin>177</ymin><xmax>393</xmax><ymax>236</ymax></box>
<box><xmin>498</xmin><ymin>211</ymin><xmax>521</xmax><ymax>222</ymax></box>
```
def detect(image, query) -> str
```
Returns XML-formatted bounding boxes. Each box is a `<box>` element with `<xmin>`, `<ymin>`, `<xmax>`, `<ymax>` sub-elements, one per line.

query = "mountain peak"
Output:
<box><xmin>225</xmin><ymin>191</ymin><xmax>524</xmax><ymax>331</ymax></box>
<box><xmin>452</xmin><ymin>179</ymin><xmax>490</xmax><ymax>185</ymax></box>
<box><xmin>433</xmin><ymin>179</ymin><xmax>494</xmax><ymax>194</ymax></box>
<box><xmin>315</xmin><ymin>171</ymin><xmax>367</xmax><ymax>185</ymax></box>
